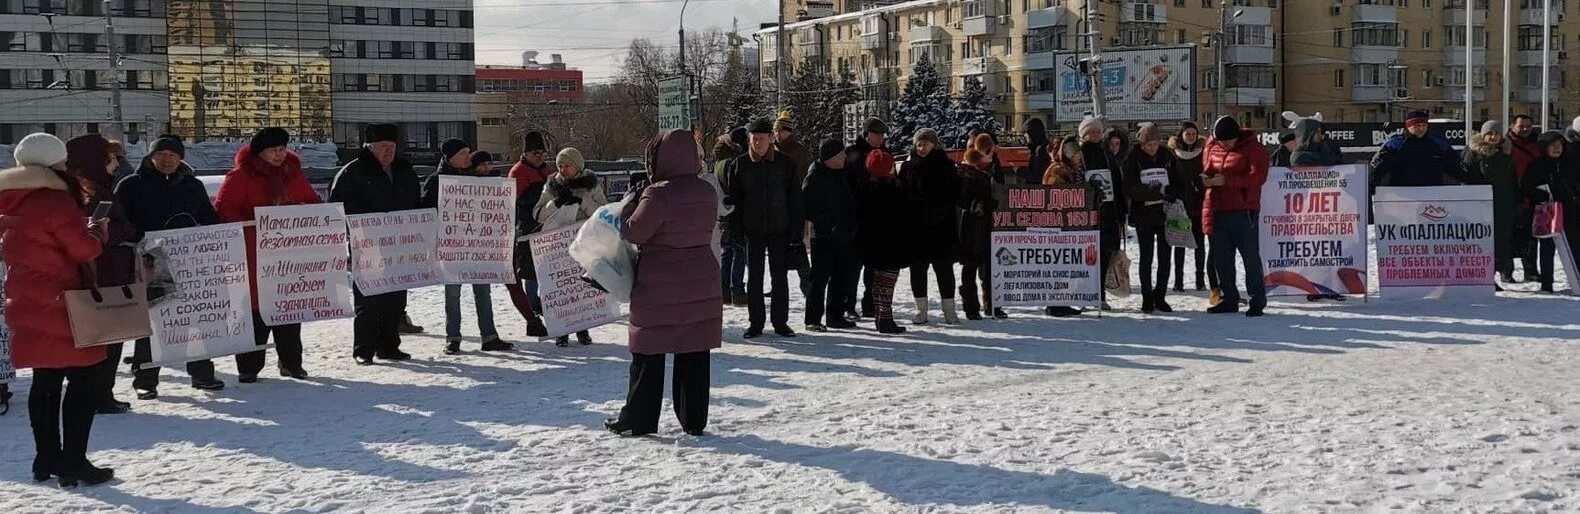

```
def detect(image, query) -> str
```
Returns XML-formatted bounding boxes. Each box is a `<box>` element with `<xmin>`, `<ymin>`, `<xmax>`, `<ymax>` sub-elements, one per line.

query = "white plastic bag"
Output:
<box><xmin>540</xmin><ymin>202</ymin><xmax>582</xmax><ymax>231</ymax></box>
<box><xmin>1164</xmin><ymin>200</ymin><xmax>1197</xmax><ymax>249</ymax></box>
<box><xmin>569</xmin><ymin>198</ymin><xmax>637</xmax><ymax>304</ymax></box>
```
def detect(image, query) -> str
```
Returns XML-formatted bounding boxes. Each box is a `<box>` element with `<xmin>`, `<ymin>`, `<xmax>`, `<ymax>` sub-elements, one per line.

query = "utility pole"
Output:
<box><xmin>103</xmin><ymin>0</ymin><xmax>124</xmax><ymax>140</ymax></box>
<box><xmin>776</xmin><ymin>0</ymin><xmax>786</xmax><ymax>111</ymax></box>
<box><xmin>1463</xmin><ymin>0</ymin><xmax>1473</xmax><ymax>139</ymax></box>
<box><xmin>1502</xmin><ymin>0</ymin><xmax>1512</xmax><ymax>129</ymax></box>
<box><xmin>1541</xmin><ymin>0</ymin><xmax>1551</xmax><ymax>129</ymax></box>
<box><xmin>1083</xmin><ymin>0</ymin><xmax>1106</xmax><ymax>117</ymax></box>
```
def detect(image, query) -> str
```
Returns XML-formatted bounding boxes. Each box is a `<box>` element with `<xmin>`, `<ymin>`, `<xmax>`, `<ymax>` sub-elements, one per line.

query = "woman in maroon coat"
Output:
<box><xmin>0</xmin><ymin>132</ymin><xmax>114</xmax><ymax>486</ymax></box>
<box><xmin>605</xmin><ymin>129</ymin><xmax>722</xmax><ymax>437</ymax></box>
<box><xmin>66</xmin><ymin>134</ymin><xmax>139</xmax><ymax>414</ymax></box>
<box><xmin>214</xmin><ymin>128</ymin><xmax>322</xmax><ymax>382</ymax></box>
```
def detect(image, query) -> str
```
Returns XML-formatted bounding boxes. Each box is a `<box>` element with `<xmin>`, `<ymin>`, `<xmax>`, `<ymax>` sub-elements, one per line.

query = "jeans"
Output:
<box><xmin>720</xmin><ymin>240</ymin><xmax>747</xmax><ymax>296</ymax></box>
<box><xmin>445</xmin><ymin>284</ymin><xmax>499</xmax><ymax>342</ymax></box>
<box><xmin>1209</xmin><ymin>211</ymin><xmax>1266</xmax><ymax>303</ymax></box>
<box><xmin>746</xmin><ymin>234</ymin><xmax>791</xmax><ymax>328</ymax></box>
<box><xmin>805</xmin><ymin>238</ymin><xmax>855</xmax><ymax>325</ymax></box>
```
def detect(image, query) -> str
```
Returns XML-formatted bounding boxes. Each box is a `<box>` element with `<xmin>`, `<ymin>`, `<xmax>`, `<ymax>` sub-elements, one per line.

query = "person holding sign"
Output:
<box><xmin>1202</xmin><ymin>116</ymin><xmax>1271</xmax><ymax>317</ymax></box>
<box><xmin>215</xmin><ymin>128</ymin><xmax>323</xmax><ymax>381</ymax></box>
<box><xmin>1122</xmin><ymin>123</ymin><xmax>1186</xmax><ymax>314</ymax></box>
<box><xmin>725</xmin><ymin>119</ymin><xmax>804</xmax><ymax>339</ymax></box>
<box><xmin>1369</xmin><ymin>111</ymin><xmax>1482</xmax><ymax>190</ymax></box>
<box><xmin>0</xmin><ymin>133</ymin><xmax>115</xmax><ymax>486</ymax></box>
<box><xmin>533</xmin><ymin>147</ymin><xmax>607</xmax><ymax>347</ymax></box>
<box><xmin>605</xmin><ymin>129</ymin><xmax>722</xmax><ymax>437</ymax></box>
<box><xmin>115</xmin><ymin>135</ymin><xmax>226</xmax><ymax>397</ymax></box>
<box><xmin>331</xmin><ymin>123</ymin><xmax>422</xmax><ymax>365</ymax></box>
<box><xmin>420</xmin><ymin>139</ymin><xmax>511</xmax><ymax>355</ymax></box>
<box><xmin>1041</xmin><ymin>135</ymin><xmax>1091</xmax><ymax>318</ymax></box>
<box><xmin>1079</xmin><ymin>118</ymin><xmax>1130</xmax><ymax>310</ymax></box>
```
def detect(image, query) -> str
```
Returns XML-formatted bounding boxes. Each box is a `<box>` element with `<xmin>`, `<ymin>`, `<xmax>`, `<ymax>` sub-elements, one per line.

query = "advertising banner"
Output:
<box><xmin>436</xmin><ymin>176</ymin><xmax>516</xmax><ymax>284</ymax></box>
<box><xmin>1374</xmin><ymin>186</ymin><xmax>1496</xmax><ymax>298</ymax></box>
<box><xmin>254</xmin><ymin>204</ymin><xmax>353</xmax><ymax>326</ymax></box>
<box><xmin>530</xmin><ymin>224</ymin><xmax>620</xmax><ymax>338</ymax></box>
<box><xmin>1054</xmin><ymin>45</ymin><xmax>1195</xmax><ymax>122</ymax></box>
<box><xmin>658</xmin><ymin>75</ymin><xmax>693</xmax><ymax>131</ymax></box>
<box><xmin>991</xmin><ymin>186</ymin><xmax>1103</xmax><ymax>308</ymax></box>
<box><xmin>346</xmin><ymin>209</ymin><xmax>442</xmax><ymax>296</ymax></box>
<box><xmin>1258</xmin><ymin>165</ymin><xmax>1369</xmax><ymax>296</ymax></box>
<box><xmin>142</xmin><ymin>223</ymin><xmax>257</xmax><ymax>366</ymax></box>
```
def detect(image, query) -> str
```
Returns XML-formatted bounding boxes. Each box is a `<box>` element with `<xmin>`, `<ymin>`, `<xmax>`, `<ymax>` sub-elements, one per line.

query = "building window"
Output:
<box><xmin>1445</xmin><ymin>25</ymin><xmax>1488</xmax><ymax>48</ymax></box>
<box><xmin>1227</xmin><ymin>66</ymin><xmax>1276</xmax><ymax>88</ymax></box>
<box><xmin>1334</xmin><ymin>28</ymin><xmax>1344</xmax><ymax>48</ymax></box>
<box><xmin>1352</xmin><ymin>23</ymin><xmax>1400</xmax><ymax>47</ymax></box>
<box><xmin>1334</xmin><ymin>68</ymin><xmax>1345</xmax><ymax>88</ymax></box>
<box><xmin>1230</xmin><ymin>24</ymin><xmax>1269</xmax><ymax>46</ymax></box>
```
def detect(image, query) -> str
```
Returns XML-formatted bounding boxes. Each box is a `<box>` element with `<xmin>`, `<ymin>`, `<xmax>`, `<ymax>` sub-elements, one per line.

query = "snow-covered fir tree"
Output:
<box><xmin>887</xmin><ymin>54</ymin><xmax>951</xmax><ymax>152</ymax></box>
<box><xmin>782</xmin><ymin>56</ymin><xmax>858</xmax><ymax>142</ymax></box>
<box><xmin>947</xmin><ymin>76</ymin><xmax>1000</xmax><ymax>149</ymax></box>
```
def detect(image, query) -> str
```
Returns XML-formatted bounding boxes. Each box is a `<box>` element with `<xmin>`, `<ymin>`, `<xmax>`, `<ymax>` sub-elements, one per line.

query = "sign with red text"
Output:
<box><xmin>1258</xmin><ymin>165</ymin><xmax>1369</xmax><ymax>297</ymax></box>
<box><xmin>346</xmin><ymin>209</ymin><xmax>442</xmax><ymax>296</ymax></box>
<box><xmin>254</xmin><ymin>204</ymin><xmax>353</xmax><ymax>326</ymax></box>
<box><xmin>437</xmin><ymin>176</ymin><xmax>516</xmax><ymax>284</ymax></box>
<box><xmin>1374</xmin><ymin>186</ymin><xmax>1496</xmax><ymax>299</ymax></box>
<box><xmin>530</xmin><ymin>224</ymin><xmax>620</xmax><ymax>337</ymax></box>
<box><xmin>143</xmin><ymin>223</ymin><xmax>257</xmax><ymax>366</ymax></box>
<box><xmin>991</xmin><ymin>186</ymin><xmax>1103</xmax><ymax>308</ymax></box>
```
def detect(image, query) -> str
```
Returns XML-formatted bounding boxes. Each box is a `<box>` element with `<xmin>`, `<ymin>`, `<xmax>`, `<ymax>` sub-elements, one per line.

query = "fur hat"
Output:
<box><xmin>1078</xmin><ymin>116</ymin><xmax>1106</xmax><ymax>138</ymax></box>
<box><xmin>364</xmin><ymin>123</ymin><xmax>399</xmax><ymax>144</ymax></box>
<box><xmin>729</xmin><ymin>126</ymin><xmax>749</xmax><ymax>149</ymax></box>
<box><xmin>556</xmin><ymin>147</ymin><xmax>584</xmax><ymax>171</ymax></box>
<box><xmin>470</xmin><ymin>151</ymin><xmax>493</xmax><ymax>169</ymax></box>
<box><xmin>913</xmin><ymin>128</ymin><xmax>940</xmax><ymax>145</ymax></box>
<box><xmin>14</xmin><ymin>132</ymin><xmax>68</xmax><ymax>168</ymax></box>
<box><xmin>151</xmin><ymin>134</ymin><xmax>185</xmax><ymax>158</ymax></box>
<box><xmin>249</xmin><ymin>127</ymin><xmax>290</xmax><ymax>153</ymax></box>
<box><xmin>773</xmin><ymin>111</ymin><xmax>795</xmax><ymax>133</ymax></box>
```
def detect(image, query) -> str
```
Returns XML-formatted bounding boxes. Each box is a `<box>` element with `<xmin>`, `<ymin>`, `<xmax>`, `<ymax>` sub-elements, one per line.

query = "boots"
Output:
<box><xmin>960</xmin><ymin>285</ymin><xmax>983</xmax><ymax>320</ymax></box>
<box><xmin>444</xmin><ymin>340</ymin><xmax>463</xmax><ymax>355</ymax></box>
<box><xmin>911</xmin><ymin>297</ymin><xmax>931</xmax><ymax>325</ymax></box>
<box><xmin>877</xmin><ymin>318</ymin><xmax>907</xmax><ymax>334</ymax></box>
<box><xmin>481</xmin><ymin>336</ymin><xmax>514</xmax><ymax>351</ymax></box>
<box><xmin>1153</xmin><ymin>289</ymin><xmax>1173</xmax><ymax>313</ymax></box>
<box><xmin>1141</xmin><ymin>293</ymin><xmax>1156</xmax><ymax>314</ymax></box>
<box><xmin>525</xmin><ymin>316</ymin><xmax>548</xmax><ymax>337</ymax></box>
<box><xmin>398</xmin><ymin>314</ymin><xmax>424</xmax><ymax>334</ymax></box>
<box><xmin>1196</xmin><ymin>272</ymin><xmax>1206</xmax><ymax>291</ymax></box>
<box><xmin>1245</xmin><ymin>298</ymin><xmax>1267</xmax><ymax>317</ymax></box>
<box><xmin>575</xmin><ymin>331</ymin><xmax>592</xmax><ymax>346</ymax></box>
<box><xmin>941</xmin><ymin>298</ymin><xmax>961</xmax><ymax>325</ymax></box>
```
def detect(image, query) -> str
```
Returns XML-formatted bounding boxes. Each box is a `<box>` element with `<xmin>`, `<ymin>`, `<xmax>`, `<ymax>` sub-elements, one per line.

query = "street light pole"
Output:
<box><xmin>1541</xmin><ymin>0</ymin><xmax>1551</xmax><ymax>129</ymax></box>
<box><xmin>776</xmin><ymin>0</ymin><xmax>786</xmax><ymax>111</ymax></box>
<box><xmin>1084</xmin><ymin>0</ymin><xmax>1107</xmax><ymax>117</ymax></box>
<box><xmin>1464</xmin><ymin>0</ymin><xmax>1473</xmax><ymax>138</ymax></box>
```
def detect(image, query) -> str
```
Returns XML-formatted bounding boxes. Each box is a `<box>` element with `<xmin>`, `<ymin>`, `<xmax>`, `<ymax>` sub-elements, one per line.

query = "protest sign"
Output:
<box><xmin>1374</xmin><ymin>186</ymin><xmax>1496</xmax><ymax>298</ymax></box>
<box><xmin>1556</xmin><ymin>236</ymin><xmax>1579</xmax><ymax>296</ymax></box>
<box><xmin>255</xmin><ymin>204</ymin><xmax>353</xmax><ymax>326</ymax></box>
<box><xmin>1085</xmin><ymin>169</ymin><xmax>1115</xmax><ymax>203</ymax></box>
<box><xmin>0</xmin><ymin>257</ymin><xmax>12</xmax><ymax>384</ymax></box>
<box><xmin>1258</xmin><ymin>165</ymin><xmax>1368</xmax><ymax>297</ymax></box>
<box><xmin>1139</xmin><ymin>168</ymin><xmax>1170</xmax><ymax>205</ymax></box>
<box><xmin>346</xmin><ymin>209</ymin><xmax>442</xmax><ymax>296</ymax></box>
<box><xmin>437</xmin><ymin>176</ymin><xmax>516</xmax><ymax>284</ymax></box>
<box><xmin>531</xmin><ymin>224</ymin><xmax>620</xmax><ymax>337</ymax></box>
<box><xmin>991</xmin><ymin>185</ymin><xmax>1103</xmax><ymax>308</ymax></box>
<box><xmin>142</xmin><ymin>223</ymin><xmax>256</xmax><ymax>366</ymax></box>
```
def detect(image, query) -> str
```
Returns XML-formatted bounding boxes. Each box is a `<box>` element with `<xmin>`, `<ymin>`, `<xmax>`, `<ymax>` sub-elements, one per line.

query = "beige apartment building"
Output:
<box><xmin>761</xmin><ymin>0</ymin><xmax>1578</xmax><ymax>134</ymax></box>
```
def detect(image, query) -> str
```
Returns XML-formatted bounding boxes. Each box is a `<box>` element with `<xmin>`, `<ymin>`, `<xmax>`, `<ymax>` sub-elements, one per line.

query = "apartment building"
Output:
<box><xmin>760</xmin><ymin>0</ymin><xmax>1578</xmax><ymax>133</ymax></box>
<box><xmin>0</xmin><ymin>0</ymin><xmax>475</xmax><ymax>157</ymax></box>
<box><xmin>474</xmin><ymin>53</ymin><xmax>583</xmax><ymax>159</ymax></box>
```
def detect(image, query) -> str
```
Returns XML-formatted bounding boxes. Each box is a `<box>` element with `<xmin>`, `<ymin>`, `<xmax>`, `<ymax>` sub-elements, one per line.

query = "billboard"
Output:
<box><xmin>658</xmin><ymin>75</ymin><xmax>694</xmax><ymax>131</ymax></box>
<box><xmin>1053</xmin><ymin>45</ymin><xmax>1196</xmax><ymax>123</ymax></box>
<box><xmin>1253</xmin><ymin>122</ymin><xmax>1474</xmax><ymax>155</ymax></box>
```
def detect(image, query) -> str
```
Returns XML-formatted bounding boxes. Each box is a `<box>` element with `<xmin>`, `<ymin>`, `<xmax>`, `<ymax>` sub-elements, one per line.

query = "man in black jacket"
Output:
<box><xmin>330</xmin><ymin>123</ymin><xmax>423</xmax><ymax>365</ymax></box>
<box><xmin>802</xmin><ymin>138</ymin><xmax>859</xmax><ymax>332</ymax></box>
<box><xmin>727</xmin><ymin>118</ymin><xmax>805</xmax><ymax>338</ymax></box>
<box><xmin>113</xmin><ymin>135</ymin><xmax>226</xmax><ymax>398</ymax></box>
<box><xmin>1370</xmin><ymin>111</ymin><xmax>1482</xmax><ymax>188</ymax></box>
<box><xmin>842</xmin><ymin>118</ymin><xmax>887</xmax><ymax>319</ymax></box>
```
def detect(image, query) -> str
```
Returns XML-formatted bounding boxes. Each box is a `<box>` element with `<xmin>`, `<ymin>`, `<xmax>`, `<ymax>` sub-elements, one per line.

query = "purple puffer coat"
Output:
<box><xmin>620</xmin><ymin>130</ymin><xmax>723</xmax><ymax>354</ymax></box>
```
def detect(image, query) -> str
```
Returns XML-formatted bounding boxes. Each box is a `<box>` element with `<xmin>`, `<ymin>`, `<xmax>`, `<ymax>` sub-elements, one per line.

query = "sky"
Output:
<box><xmin>475</xmin><ymin>0</ymin><xmax>779</xmax><ymax>83</ymax></box>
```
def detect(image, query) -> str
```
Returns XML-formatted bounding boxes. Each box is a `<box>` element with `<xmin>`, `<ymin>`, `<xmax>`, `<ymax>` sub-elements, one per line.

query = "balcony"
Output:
<box><xmin>860</xmin><ymin>14</ymin><xmax>886</xmax><ymax>51</ymax></box>
<box><xmin>1518</xmin><ymin>49</ymin><xmax>1561</xmax><ymax>65</ymax></box>
<box><xmin>1444</xmin><ymin>87</ymin><xmax>1486</xmax><ymax>102</ymax></box>
<box><xmin>861</xmin><ymin>32</ymin><xmax>885</xmax><ymax>51</ymax></box>
<box><xmin>1223</xmin><ymin>44</ymin><xmax>1274</xmax><ymax>65</ymax></box>
<box><xmin>1520</xmin><ymin>6</ymin><xmax>1562</xmax><ymax>26</ymax></box>
<box><xmin>1230</xmin><ymin>6</ymin><xmax>1271</xmax><ymax>26</ymax></box>
<box><xmin>1444</xmin><ymin>8</ymin><xmax>1488</xmax><ymax>25</ymax></box>
<box><xmin>1518</xmin><ymin>87</ymin><xmax>1550</xmax><ymax>102</ymax></box>
<box><xmin>802</xmin><ymin>41</ymin><xmax>823</xmax><ymax>58</ymax></box>
<box><xmin>1353</xmin><ymin>4</ymin><xmax>1398</xmax><ymax>23</ymax></box>
<box><xmin>861</xmin><ymin>67</ymin><xmax>890</xmax><ymax>86</ymax></box>
<box><xmin>1025</xmin><ymin>51</ymin><xmax>1055</xmax><ymax>70</ymax></box>
<box><xmin>961</xmin><ymin>56</ymin><xmax>1001</xmax><ymax>76</ymax></box>
<box><xmin>1121</xmin><ymin>2</ymin><xmax>1168</xmax><ymax>24</ymax></box>
<box><xmin>1444</xmin><ymin>47</ymin><xmax>1487</xmax><ymax>66</ymax></box>
<box><xmin>1028</xmin><ymin>92</ymin><xmax>1057</xmax><ymax>111</ymax></box>
<box><xmin>910</xmin><ymin>25</ymin><xmax>946</xmax><ymax>43</ymax></box>
<box><xmin>1223</xmin><ymin>87</ymin><xmax>1275</xmax><ymax>106</ymax></box>
<box><xmin>1027</xmin><ymin>6</ymin><xmax>1065</xmax><ymax>30</ymax></box>
<box><xmin>1352</xmin><ymin>85</ymin><xmax>1401</xmax><ymax>102</ymax></box>
<box><xmin>1352</xmin><ymin>46</ymin><xmax>1400</xmax><ymax>64</ymax></box>
<box><xmin>962</xmin><ymin>0</ymin><xmax>1002</xmax><ymax>37</ymax></box>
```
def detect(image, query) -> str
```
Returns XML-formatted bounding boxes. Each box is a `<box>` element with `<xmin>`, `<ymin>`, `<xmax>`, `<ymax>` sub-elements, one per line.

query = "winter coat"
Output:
<box><xmin>1170</xmin><ymin>135</ymin><xmax>1207</xmax><ymax>223</ymax></box>
<box><xmin>898</xmin><ymin>149</ymin><xmax>960</xmax><ymax>262</ymax></box>
<box><xmin>776</xmin><ymin>137</ymin><xmax>814</xmax><ymax>183</ymax></box>
<box><xmin>1023</xmin><ymin>118</ymin><xmax>1052</xmax><ymax>184</ymax></box>
<box><xmin>1290</xmin><ymin>119</ymin><xmax>1343</xmax><ymax>167</ymax></box>
<box><xmin>802</xmin><ymin>160</ymin><xmax>858</xmax><ymax>243</ymax></box>
<box><xmin>330</xmin><ymin>149</ymin><xmax>420</xmax><ymax>216</ymax></box>
<box><xmin>621</xmin><ymin>129</ymin><xmax>722</xmax><ymax>355</ymax></box>
<box><xmin>115</xmin><ymin>159</ymin><xmax>220</xmax><ymax>234</ymax></box>
<box><xmin>1042</xmin><ymin>157</ymin><xmax>1085</xmax><ymax>186</ymax></box>
<box><xmin>1370</xmin><ymin>133</ymin><xmax>1480</xmax><ymax>188</ymax></box>
<box><xmin>1523</xmin><ymin>132</ymin><xmax>1579</xmax><ymax>230</ymax></box>
<box><xmin>1465</xmin><ymin>134</ymin><xmax>1520</xmax><ymax>264</ymax></box>
<box><xmin>725</xmin><ymin>150</ymin><xmax>804</xmax><ymax>237</ymax></box>
<box><xmin>1202</xmin><ymin>130</ymin><xmax>1271</xmax><ymax>235</ymax></box>
<box><xmin>1270</xmin><ymin>145</ymin><xmax>1293</xmax><ymax>167</ymax></box>
<box><xmin>533</xmin><ymin>169</ymin><xmax>607</xmax><ymax>228</ymax></box>
<box><xmin>1508</xmin><ymin>130</ymin><xmax>1543</xmax><ymax>182</ymax></box>
<box><xmin>508</xmin><ymin>160</ymin><xmax>552</xmax><ymax>236</ymax></box>
<box><xmin>69</xmin><ymin>136</ymin><xmax>137</xmax><ymax>289</ymax></box>
<box><xmin>1122</xmin><ymin>145</ymin><xmax>1186</xmax><ymax>229</ymax></box>
<box><xmin>0</xmin><ymin>164</ymin><xmax>105</xmax><ymax>369</ymax></box>
<box><xmin>712</xmin><ymin>140</ymin><xmax>745</xmax><ymax>244</ymax></box>
<box><xmin>843</xmin><ymin>139</ymin><xmax>877</xmax><ymax>192</ymax></box>
<box><xmin>1082</xmin><ymin>133</ymin><xmax>1130</xmax><ymax>232</ymax></box>
<box><xmin>957</xmin><ymin>162</ymin><xmax>996</xmax><ymax>265</ymax></box>
<box><xmin>858</xmin><ymin>175</ymin><xmax>916</xmax><ymax>270</ymax></box>
<box><xmin>215</xmin><ymin>146</ymin><xmax>322</xmax><ymax>310</ymax></box>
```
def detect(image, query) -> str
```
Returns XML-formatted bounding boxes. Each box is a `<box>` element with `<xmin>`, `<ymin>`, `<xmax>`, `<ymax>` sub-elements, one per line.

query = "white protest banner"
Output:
<box><xmin>346</xmin><ymin>208</ymin><xmax>442</xmax><ymax>296</ymax></box>
<box><xmin>990</xmin><ymin>186</ymin><xmax>1103</xmax><ymax>308</ymax></box>
<box><xmin>437</xmin><ymin>176</ymin><xmax>516</xmax><ymax>284</ymax></box>
<box><xmin>1258</xmin><ymin>165</ymin><xmax>1369</xmax><ymax>297</ymax></box>
<box><xmin>531</xmin><ymin>224</ymin><xmax>620</xmax><ymax>337</ymax></box>
<box><xmin>143</xmin><ymin>223</ymin><xmax>256</xmax><ymax>366</ymax></box>
<box><xmin>1556</xmin><ymin>236</ymin><xmax>1579</xmax><ymax>296</ymax></box>
<box><xmin>255</xmin><ymin>204</ymin><xmax>353</xmax><ymax>326</ymax></box>
<box><xmin>1139</xmin><ymin>168</ymin><xmax>1170</xmax><ymax>205</ymax></box>
<box><xmin>0</xmin><ymin>257</ymin><xmax>13</xmax><ymax>384</ymax></box>
<box><xmin>1085</xmin><ymin>169</ymin><xmax>1115</xmax><ymax>203</ymax></box>
<box><xmin>1374</xmin><ymin>186</ymin><xmax>1496</xmax><ymax>299</ymax></box>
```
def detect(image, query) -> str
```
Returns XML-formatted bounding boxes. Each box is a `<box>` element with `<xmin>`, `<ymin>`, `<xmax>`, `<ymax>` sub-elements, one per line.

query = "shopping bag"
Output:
<box><xmin>568</xmin><ymin>198</ymin><xmax>637</xmax><ymax>304</ymax></box>
<box><xmin>1533</xmin><ymin>201</ymin><xmax>1564</xmax><ymax>239</ymax></box>
<box><xmin>1164</xmin><ymin>200</ymin><xmax>1197</xmax><ymax>249</ymax></box>
<box><xmin>1104</xmin><ymin>250</ymin><xmax>1132</xmax><ymax>298</ymax></box>
<box><xmin>63</xmin><ymin>266</ymin><xmax>151</xmax><ymax>348</ymax></box>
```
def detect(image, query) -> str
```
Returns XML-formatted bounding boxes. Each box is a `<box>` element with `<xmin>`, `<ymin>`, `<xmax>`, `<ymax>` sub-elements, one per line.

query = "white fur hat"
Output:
<box><xmin>13</xmin><ymin>132</ymin><xmax>67</xmax><ymax>168</ymax></box>
<box><xmin>1571</xmin><ymin>115</ymin><xmax>1580</xmax><ymax>133</ymax></box>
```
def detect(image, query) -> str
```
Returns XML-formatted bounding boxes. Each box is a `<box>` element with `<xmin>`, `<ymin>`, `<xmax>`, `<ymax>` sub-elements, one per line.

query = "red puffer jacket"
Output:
<box><xmin>214</xmin><ymin>146</ymin><xmax>322</xmax><ymax>310</ymax></box>
<box><xmin>0</xmin><ymin>165</ymin><xmax>106</xmax><ymax>369</ymax></box>
<box><xmin>1201</xmin><ymin>130</ymin><xmax>1270</xmax><ymax>235</ymax></box>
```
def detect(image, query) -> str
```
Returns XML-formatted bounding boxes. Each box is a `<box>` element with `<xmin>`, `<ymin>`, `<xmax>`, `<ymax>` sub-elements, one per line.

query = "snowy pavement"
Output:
<box><xmin>1</xmin><ymin>250</ymin><xmax>1577</xmax><ymax>512</ymax></box>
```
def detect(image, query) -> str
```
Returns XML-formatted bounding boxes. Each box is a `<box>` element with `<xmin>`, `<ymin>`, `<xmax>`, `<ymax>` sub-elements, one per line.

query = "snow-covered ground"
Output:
<box><xmin>1</xmin><ymin>239</ymin><xmax>1577</xmax><ymax>513</ymax></box>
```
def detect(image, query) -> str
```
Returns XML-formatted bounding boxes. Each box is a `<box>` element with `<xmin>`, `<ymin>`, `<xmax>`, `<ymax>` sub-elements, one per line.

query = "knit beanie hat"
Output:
<box><xmin>470</xmin><ymin>151</ymin><xmax>493</xmax><ymax>169</ymax></box>
<box><xmin>1078</xmin><ymin>116</ymin><xmax>1106</xmax><ymax>139</ymax></box>
<box><xmin>14</xmin><ymin>132</ymin><xmax>68</xmax><ymax>168</ymax></box>
<box><xmin>913</xmin><ymin>128</ymin><xmax>940</xmax><ymax>145</ymax></box>
<box><xmin>865</xmin><ymin>149</ymin><xmax>896</xmax><ymax>179</ymax></box>
<box><xmin>151</xmin><ymin>134</ymin><xmax>185</xmax><ymax>158</ymax></box>
<box><xmin>773</xmin><ymin>111</ymin><xmax>795</xmax><ymax>133</ymax></box>
<box><xmin>556</xmin><ymin>147</ymin><xmax>585</xmax><ymax>171</ymax></box>
<box><xmin>364</xmin><ymin>123</ymin><xmax>399</xmax><ymax>144</ymax></box>
<box><xmin>1135</xmin><ymin>123</ymin><xmax>1161</xmax><ymax>144</ymax></box>
<box><xmin>440</xmin><ymin>138</ymin><xmax>469</xmax><ymax>159</ymax></box>
<box><xmin>522</xmin><ymin>131</ymin><xmax>547</xmax><ymax>153</ymax></box>
<box><xmin>818</xmin><ymin>138</ymin><xmax>844</xmax><ymax>161</ymax></box>
<box><xmin>249</xmin><ymin>127</ymin><xmax>290</xmax><ymax>153</ymax></box>
<box><xmin>1481</xmin><ymin>120</ymin><xmax>1504</xmax><ymax>135</ymax></box>
<box><xmin>729</xmin><ymin>126</ymin><xmax>749</xmax><ymax>149</ymax></box>
<box><xmin>1212</xmin><ymin>116</ymin><xmax>1241</xmax><ymax>141</ymax></box>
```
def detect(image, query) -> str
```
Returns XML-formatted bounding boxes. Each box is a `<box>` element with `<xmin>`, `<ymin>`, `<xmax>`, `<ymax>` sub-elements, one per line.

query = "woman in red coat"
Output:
<box><xmin>213</xmin><ymin>128</ymin><xmax>322</xmax><ymax>382</ymax></box>
<box><xmin>0</xmin><ymin>133</ymin><xmax>113</xmax><ymax>486</ymax></box>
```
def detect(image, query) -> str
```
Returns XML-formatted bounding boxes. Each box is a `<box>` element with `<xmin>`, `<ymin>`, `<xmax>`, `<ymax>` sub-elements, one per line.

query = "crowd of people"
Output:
<box><xmin>2</xmin><ymin>105</ymin><xmax>1579</xmax><ymax>487</ymax></box>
